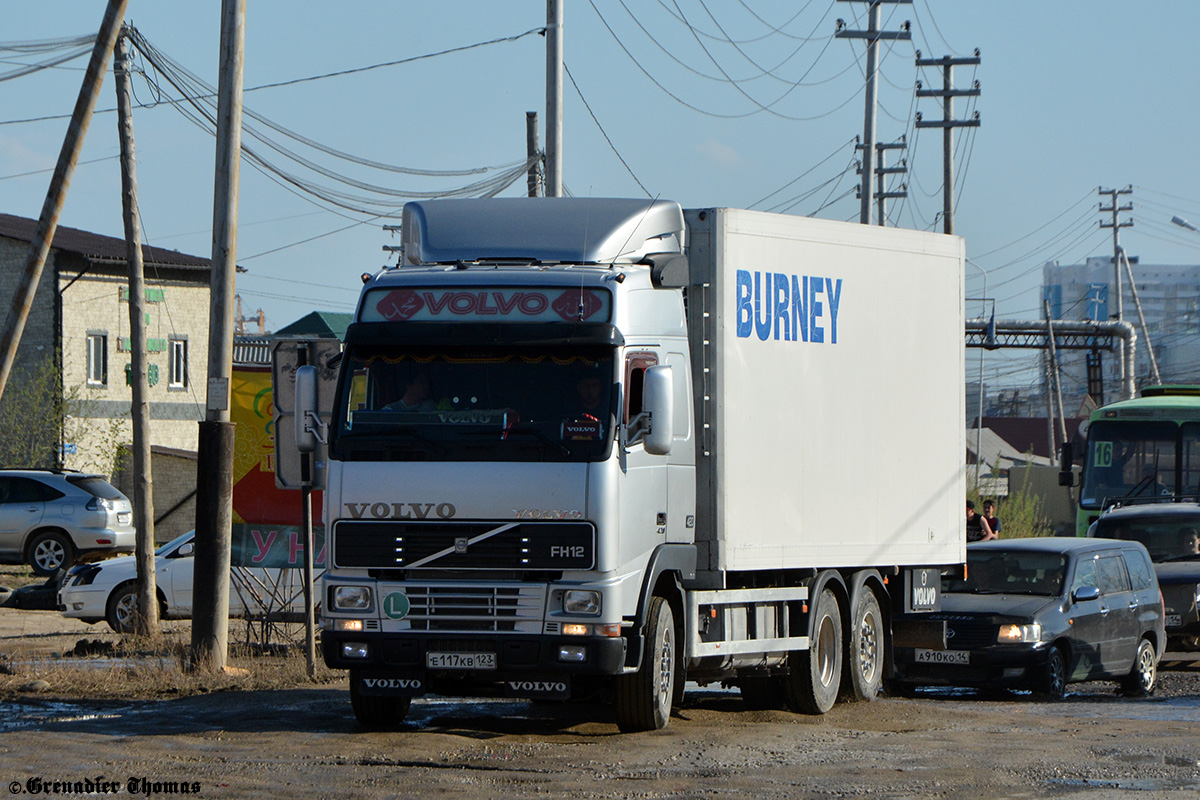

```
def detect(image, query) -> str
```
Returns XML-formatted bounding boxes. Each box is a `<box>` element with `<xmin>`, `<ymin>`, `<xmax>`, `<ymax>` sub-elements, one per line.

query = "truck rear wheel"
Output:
<box><xmin>784</xmin><ymin>586</ymin><xmax>842</xmax><ymax>714</ymax></box>
<box><xmin>350</xmin><ymin>670</ymin><xmax>412</xmax><ymax>729</ymax></box>
<box><xmin>615</xmin><ymin>596</ymin><xmax>675</xmax><ymax>732</ymax></box>
<box><xmin>842</xmin><ymin>586</ymin><xmax>883</xmax><ymax>702</ymax></box>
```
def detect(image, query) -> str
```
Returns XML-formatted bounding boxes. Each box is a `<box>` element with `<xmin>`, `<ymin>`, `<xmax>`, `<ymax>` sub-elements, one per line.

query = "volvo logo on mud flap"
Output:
<box><xmin>505</xmin><ymin>680</ymin><xmax>569</xmax><ymax>698</ymax></box>
<box><xmin>362</xmin><ymin>677</ymin><xmax>423</xmax><ymax>695</ymax></box>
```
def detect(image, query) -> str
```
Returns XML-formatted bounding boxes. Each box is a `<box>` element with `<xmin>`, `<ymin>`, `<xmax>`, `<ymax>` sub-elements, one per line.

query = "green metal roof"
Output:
<box><xmin>274</xmin><ymin>311</ymin><xmax>353</xmax><ymax>340</ymax></box>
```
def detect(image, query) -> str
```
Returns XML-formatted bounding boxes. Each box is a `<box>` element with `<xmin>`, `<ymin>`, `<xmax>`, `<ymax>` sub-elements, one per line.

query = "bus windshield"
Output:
<box><xmin>331</xmin><ymin>344</ymin><xmax>616</xmax><ymax>463</ymax></box>
<box><xmin>1079</xmin><ymin>420</ymin><xmax>1200</xmax><ymax>509</ymax></box>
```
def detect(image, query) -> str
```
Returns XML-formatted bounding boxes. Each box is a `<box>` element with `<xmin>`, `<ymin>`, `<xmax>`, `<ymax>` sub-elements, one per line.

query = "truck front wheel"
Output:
<box><xmin>350</xmin><ymin>670</ymin><xmax>412</xmax><ymax>729</ymax></box>
<box><xmin>784</xmin><ymin>586</ymin><xmax>843</xmax><ymax>714</ymax></box>
<box><xmin>615</xmin><ymin>596</ymin><xmax>675</xmax><ymax>732</ymax></box>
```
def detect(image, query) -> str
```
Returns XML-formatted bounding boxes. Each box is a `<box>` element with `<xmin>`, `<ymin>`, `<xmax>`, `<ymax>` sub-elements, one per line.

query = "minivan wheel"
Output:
<box><xmin>1036</xmin><ymin>645</ymin><xmax>1067</xmax><ymax>700</ymax></box>
<box><xmin>28</xmin><ymin>530</ymin><xmax>73</xmax><ymax>576</ymax></box>
<box><xmin>1121</xmin><ymin>639</ymin><xmax>1156</xmax><ymax>697</ymax></box>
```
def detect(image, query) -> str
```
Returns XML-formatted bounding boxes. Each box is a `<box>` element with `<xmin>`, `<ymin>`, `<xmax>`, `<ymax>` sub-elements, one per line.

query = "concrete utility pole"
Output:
<box><xmin>545</xmin><ymin>0</ymin><xmax>563</xmax><ymax>197</ymax></box>
<box><xmin>192</xmin><ymin>0</ymin><xmax>245</xmax><ymax>672</ymax></box>
<box><xmin>1119</xmin><ymin>247</ymin><xmax>1162</xmax><ymax>385</ymax></box>
<box><xmin>1044</xmin><ymin>300</ymin><xmax>1069</xmax><ymax>452</ymax></box>
<box><xmin>526</xmin><ymin>111</ymin><xmax>541</xmax><ymax>198</ymax></box>
<box><xmin>0</xmin><ymin>0</ymin><xmax>129</xmax><ymax>403</ymax></box>
<box><xmin>115</xmin><ymin>27</ymin><xmax>159</xmax><ymax>635</ymax></box>
<box><xmin>1099</xmin><ymin>186</ymin><xmax>1133</xmax><ymax>389</ymax></box>
<box><xmin>836</xmin><ymin>0</ymin><xmax>911</xmax><ymax>225</ymax></box>
<box><xmin>915</xmin><ymin>50</ymin><xmax>981</xmax><ymax>235</ymax></box>
<box><xmin>858</xmin><ymin>138</ymin><xmax>907</xmax><ymax>226</ymax></box>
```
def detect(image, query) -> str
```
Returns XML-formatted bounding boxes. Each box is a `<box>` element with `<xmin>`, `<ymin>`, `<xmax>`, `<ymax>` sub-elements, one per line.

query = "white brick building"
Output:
<box><xmin>0</xmin><ymin>213</ymin><xmax>212</xmax><ymax>476</ymax></box>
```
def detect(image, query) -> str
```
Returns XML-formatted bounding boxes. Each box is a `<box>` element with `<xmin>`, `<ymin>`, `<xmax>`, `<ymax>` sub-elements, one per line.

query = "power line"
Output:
<box><xmin>564</xmin><ymin>62</ymin><xmax>651</xmax><ymax>198</ymax></box>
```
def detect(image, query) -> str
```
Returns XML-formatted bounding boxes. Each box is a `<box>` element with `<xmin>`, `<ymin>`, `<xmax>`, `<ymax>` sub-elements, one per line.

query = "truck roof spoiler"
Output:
<box><xmin>400</xmin><ymin>198</ymin><xmax>685</xmax><ymax>266</ymax></box>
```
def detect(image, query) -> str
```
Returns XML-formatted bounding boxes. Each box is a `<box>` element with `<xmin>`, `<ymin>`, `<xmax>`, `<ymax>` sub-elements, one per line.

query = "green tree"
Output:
<box><xmin>0</xmin><ymin>355</ymin><xmax>67</xmax><ymax>469</ymax></box>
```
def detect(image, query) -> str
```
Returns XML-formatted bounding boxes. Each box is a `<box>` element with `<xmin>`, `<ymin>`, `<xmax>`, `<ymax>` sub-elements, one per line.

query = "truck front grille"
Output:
<box><xmin>403</xmin><ymin>584</ymin><xmax>546</xmax><ymax>632</ymax></box>
<box><xmin>332</xmin><ymin>519</ymin><xmax>594</xmax><ymax>571</ymax></box>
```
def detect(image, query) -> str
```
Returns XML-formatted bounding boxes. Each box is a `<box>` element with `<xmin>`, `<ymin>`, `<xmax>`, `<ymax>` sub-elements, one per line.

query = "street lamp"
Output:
<box><xmin>1172</xmin><ymin>215</ymin><xmax>1198</xmax><ymax>232</ymax></box>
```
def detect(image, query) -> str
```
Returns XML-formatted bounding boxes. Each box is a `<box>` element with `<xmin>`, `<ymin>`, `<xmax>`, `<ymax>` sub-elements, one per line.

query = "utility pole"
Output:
<box><xmin>192</xmin><ymin>0</ymin><xmax>245</xmax><ymax>672</ymax></box>
<box><xmin>836</xmin><ymin>0</ymin><xmax>911</xmax><ymax>225</ymax></box>
<box><xmin>1099</xmin><ymin>186</ymin><xmax>1133</xmax><ymax>390</ymax></box>
<box><xmin>915</xmin><ymin>50</ymin><xmax>981</xmax><ymax>235</ymax></box>
<box><xmin>545</xmin><ymin>0</ymin><xmax>563</xmax><ymax>197</ymax></box>
<box><xmin>1044</xmin><ymin>300</ymin><xmax>1068</xmax><ymax>451</ymax></box>
<box><xmin>115</xmin><ymin>27</ymin><xmax>159</xmax><ymax>635</ymax></box>
<box><xmin>526</xmin><ymin>111</ymin><xmax>541</xmax><ymax>197</ymax></box>
<box><xmin>0</xmin><ymin>0</ymin><xmax>129</xmax><ymax>403</ymax></box>
<box><xmin>1119</xmin><ymin>247</ymin><xmax>1162</xmax><ymax>385</ymax></box>
<box><xmin>856</xmin><ymin>138</ymin><xmax>907</xmax><ymax>226</ymax></box>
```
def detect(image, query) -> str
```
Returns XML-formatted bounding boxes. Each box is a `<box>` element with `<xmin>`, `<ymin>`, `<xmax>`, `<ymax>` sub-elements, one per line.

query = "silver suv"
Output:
<box><xmin>0</xmin><ymin>470</ymin><xmax>135</xmax><ymax>575</ymax></box>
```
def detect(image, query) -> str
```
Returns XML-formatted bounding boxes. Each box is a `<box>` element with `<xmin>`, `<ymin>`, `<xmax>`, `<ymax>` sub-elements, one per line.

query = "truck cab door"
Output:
<box><xmin>621</xmin><ymin>351</ymin><xmax>669</xmax><ymax>556</ymax></box>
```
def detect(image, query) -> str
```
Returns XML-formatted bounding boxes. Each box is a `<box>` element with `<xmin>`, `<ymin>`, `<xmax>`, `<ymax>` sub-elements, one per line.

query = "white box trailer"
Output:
<box><xmin>310</xmin><ymin>199</ymin><xmax>966</xmax><ymax>732</ymax></box>
<box><xmin>685</xmin><ymin>208</ymin><xmax>965</xmax><ymax>575</ymax></box>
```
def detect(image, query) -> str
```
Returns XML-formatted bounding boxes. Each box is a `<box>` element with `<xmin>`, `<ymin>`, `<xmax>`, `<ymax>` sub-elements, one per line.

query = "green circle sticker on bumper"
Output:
<box><xmin>383</xmin><ymin>592</ymin><xmax>410</xmax><ymax>619</ymax></box>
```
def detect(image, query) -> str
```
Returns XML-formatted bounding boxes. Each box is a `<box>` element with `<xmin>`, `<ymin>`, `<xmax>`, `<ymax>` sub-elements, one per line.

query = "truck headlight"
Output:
<box><xmin>332</xmin><ymin>586</ymin><xmax>373</xmax><ymax>611</ymax></box>
<box><xmin>563</xmin><ymin>590</ymin><xmax>601</xmax><ymax>615</ymax></box>
<box><xmin>997</xmin><ymin>623</ymin><xmax>1042</xmax><ymax>644</ymax></box>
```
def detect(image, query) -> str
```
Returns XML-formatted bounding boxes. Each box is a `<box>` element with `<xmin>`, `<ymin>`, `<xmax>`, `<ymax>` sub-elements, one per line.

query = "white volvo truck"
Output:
<box><xmin>307</xmin><ymin>198</ymin><xmax>965</xmax><ymax>731</ymax></box>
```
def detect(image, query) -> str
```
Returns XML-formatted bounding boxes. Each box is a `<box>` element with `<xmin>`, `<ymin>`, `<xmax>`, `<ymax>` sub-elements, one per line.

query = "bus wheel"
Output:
<box><xmin>784</xmin><ymin>586</ymin><xmax>842</xmax><ymax>714</ymax></box>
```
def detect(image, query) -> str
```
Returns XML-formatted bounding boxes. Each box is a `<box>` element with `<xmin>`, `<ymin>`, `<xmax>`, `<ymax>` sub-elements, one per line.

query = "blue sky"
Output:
<box><xmin>2</xmin><ymin>2</ymin><xmax>1199</xmax><ymax>390</ymax></box>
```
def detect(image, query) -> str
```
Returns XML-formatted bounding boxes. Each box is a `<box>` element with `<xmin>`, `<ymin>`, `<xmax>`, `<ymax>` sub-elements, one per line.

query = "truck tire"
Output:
<box><xmin>784</xmin><ymin>586</ymin><xmax>842</xmax><ymax>714</ymax></box>
<box><xmin>842</xmin><ymin>586</ymin><xmax>883</xmax><ymax>702</ymax></box>
<box><xmin>350</xmin><ymin>670</ymin><xmax>412</xmax><ymax>729</ymax></box>
<box><xmin>615</xmin><ymin>596</ymin><xmax>675</xmax><ymax>732</ymax></box>
<box><xmin>28</xmin><ymin>530</ymin><xmax>73</xmax><ymax>576</ymax></box>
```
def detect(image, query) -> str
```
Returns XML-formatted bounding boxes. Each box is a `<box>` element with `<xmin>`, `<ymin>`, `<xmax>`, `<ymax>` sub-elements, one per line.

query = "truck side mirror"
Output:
<box><xmin>295</xmin><ymin>364</ymin><xmax>319</xmax><ymax>453</ymax></box>
<box><xmin>1058</xmin><ymin>442</ymin><xmax>1075</xmax><ymax>487</ymax></box>
<box><xmin>643</xmin><ymin>365</ymin><xmax>674</xmax><ymax>456</ymax></box>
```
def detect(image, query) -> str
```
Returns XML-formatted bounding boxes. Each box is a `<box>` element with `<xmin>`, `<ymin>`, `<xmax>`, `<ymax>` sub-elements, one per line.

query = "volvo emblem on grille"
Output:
<box><xmin>454</xmin><ymin>537</ymin><xmax>469</xmax><ymax>554</ymax></box>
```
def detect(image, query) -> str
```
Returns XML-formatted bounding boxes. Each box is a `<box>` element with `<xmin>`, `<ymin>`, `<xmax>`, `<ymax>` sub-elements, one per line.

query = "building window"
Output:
<box><xmin>169</xmin><ymin>338</ymin><xmax>188</xmax><ymax>389</ymax></box>
<box><xmin>86</xmin><ymin>332</ymin><xmax>107</xmax><ymax>386</ymax></box>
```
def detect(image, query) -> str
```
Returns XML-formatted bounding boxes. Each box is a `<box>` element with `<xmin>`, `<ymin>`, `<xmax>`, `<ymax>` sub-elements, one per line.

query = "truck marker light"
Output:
<box><xmin>562</xmin><ymin>624</ymin><xmax>591</xmax><ymax>636</ymax></box>
<box><xmin>334</xmin><ymin>619</ymin><xmax>364</xmax><ymax>632</ymax></box>
<box><xmin>597</xmin><ymin>624</ymin><xmax>622</xmax><ymax>637</ymax></box>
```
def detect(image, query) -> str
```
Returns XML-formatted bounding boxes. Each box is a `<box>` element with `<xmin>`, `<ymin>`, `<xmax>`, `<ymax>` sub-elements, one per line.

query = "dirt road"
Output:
<box><xmin>2</xmin><ymin>672</ymin><xmax>1199</xmax><ymax>798</ymax></box>
<box><xmin>2</xmin><ymin>586</ymin><xmax>1199</xmax><ymax>799</ymax></box>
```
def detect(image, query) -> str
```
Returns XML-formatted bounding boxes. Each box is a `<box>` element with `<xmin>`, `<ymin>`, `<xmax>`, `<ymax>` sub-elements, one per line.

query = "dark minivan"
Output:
<box><xmin>1089</xmin><ymin>501</ymin><xmax>1200</xmax><ymax>652</ymax></box>
<box><xmin>893</xmin><ymin>538</ymin><xmax>1165</xmax><ymax>698</ymax></box>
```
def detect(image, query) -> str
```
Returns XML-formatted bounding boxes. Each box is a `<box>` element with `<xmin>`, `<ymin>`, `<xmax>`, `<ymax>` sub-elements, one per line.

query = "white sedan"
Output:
<box><xmin>58</xmin><ymin>531</ymin><xmax>319</xmax><ymax>633</ymax></box>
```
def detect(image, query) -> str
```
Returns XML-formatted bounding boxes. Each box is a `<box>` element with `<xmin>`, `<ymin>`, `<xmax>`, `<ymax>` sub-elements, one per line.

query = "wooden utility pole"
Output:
<box><xmin>0</xmin><ymin>0</ymin><xmax>129</xmax><ymax>403</ymax></box>
<box><xmin>192</xmin><ymin>0</ymin><xmax>245</xmax><ymax>672</ymax></box>
<box><xmin>545</xmin><ymin>0</ymin><xmax>563</xmax><ymax>197</ymax></box>
<box><xmin>115</xmin><ymin>27</ymin><xmax>159</xmax><ymax>635</ymax></box>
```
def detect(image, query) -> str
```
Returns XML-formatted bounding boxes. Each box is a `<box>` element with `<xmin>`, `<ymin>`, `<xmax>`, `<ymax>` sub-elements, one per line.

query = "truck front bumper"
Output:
<box><xmin>323</xmin><ymin>631</ymin><xmax>628</xmax><ymax>697</ymax></box>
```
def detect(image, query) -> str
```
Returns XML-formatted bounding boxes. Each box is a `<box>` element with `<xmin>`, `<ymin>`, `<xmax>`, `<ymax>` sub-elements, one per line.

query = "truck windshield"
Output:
<box><xmin>1078</xmin><ymin>421</ymin><xmax>1200</xmax><ymax>509</ymax></box>
<box><xmin>331</xmin><ymin>344</ymin><xmax>615</xmax><ymax>462</ymax></box>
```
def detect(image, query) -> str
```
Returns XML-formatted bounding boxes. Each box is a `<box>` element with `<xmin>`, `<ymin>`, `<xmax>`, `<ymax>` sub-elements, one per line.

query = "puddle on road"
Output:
<box><xmin>0</xmin><ymin>701</ymin><xmax>132</xmax><ymax>733</ymax></box>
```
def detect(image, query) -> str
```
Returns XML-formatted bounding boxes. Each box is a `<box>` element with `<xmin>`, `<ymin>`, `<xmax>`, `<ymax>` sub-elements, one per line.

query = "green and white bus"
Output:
<box><xmin>1069</xmin><ymin>385</ymin><xmax>1200</xmax><ymax>536</ymax></box>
